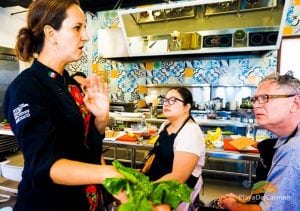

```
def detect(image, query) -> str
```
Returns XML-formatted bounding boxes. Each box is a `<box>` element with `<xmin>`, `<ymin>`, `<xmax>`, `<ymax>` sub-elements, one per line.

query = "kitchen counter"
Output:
<box><xmin>103</xmin><ymin>138</ymin><xmax>259</xmax><ymax>164</ymax></box>
<box><xmin>109</xmin><ymin>111</ymin><xmax>250</xmax><ymax>127</ymax></box>
<box><xmin>0</xmin><ymin>128</ymin><xmax>14</xmax><ymax>136</ymax></box>
<box><xmin>195</xmin><ymin>118</ymin><xmax>248</xmax><ymax>127</ymax></box>
<box><xmin>0</xmin><ymin>128</ymin><xmax>18</xmax><ymax>159</ymax></box>
<box><xmin>0</xmin><ymin>128</ymin><xmax>259</xmax><ymax>188</ymax></box>
<box><xmin>102</xmin><ymin>138</ymin><xmax>259</xmax><ymax>188</ymax></box>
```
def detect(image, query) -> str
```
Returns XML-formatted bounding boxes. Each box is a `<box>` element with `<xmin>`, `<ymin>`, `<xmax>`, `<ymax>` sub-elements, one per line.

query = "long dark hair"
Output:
<box><xmin>15</xmin><ymin>0</ymin><xmax>80</xmax><ymax>62</ymax></box>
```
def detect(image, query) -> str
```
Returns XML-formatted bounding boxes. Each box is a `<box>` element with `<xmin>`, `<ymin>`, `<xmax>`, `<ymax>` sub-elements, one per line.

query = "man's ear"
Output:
<box><xmin>291</xmin><ymin>95</ymin><xmax>300</xmax><ymax>112</ymax></box>
<box><xmin>44</xmin><ymin>25</ymin><xmax>57</xmax><ymax>45</ymax></box>
<box><xmin>294</xmin><ymin>95</ymin><xmax>300</xmax><ymax>108</ymax></box>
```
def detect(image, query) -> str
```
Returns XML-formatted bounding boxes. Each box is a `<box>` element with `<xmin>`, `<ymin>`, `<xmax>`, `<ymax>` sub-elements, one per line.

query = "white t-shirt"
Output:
<box><xmin>159</xmin><ymin>121</ymin><xmax>206</xmax><ymax>177</ymax></box>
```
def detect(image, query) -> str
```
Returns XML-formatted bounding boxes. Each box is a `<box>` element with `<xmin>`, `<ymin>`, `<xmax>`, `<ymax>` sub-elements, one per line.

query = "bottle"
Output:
<box><xmin>152</xmin><ymin>98</ymin><xmax>158</xmax><ymax>118</ymax></box>
<box><xmin>246</xmin><ymin>121</ymin><xmax>255</xmax><ymax>140</ymax></box>
<box><xmin>141</xmin><ymin>113</ymin><xmax>147</xmax><ymax>132</ymax></box>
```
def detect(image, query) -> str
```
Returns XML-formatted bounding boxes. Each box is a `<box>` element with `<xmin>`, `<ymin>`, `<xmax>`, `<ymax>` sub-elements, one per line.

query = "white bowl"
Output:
<box><xmin>0</xmin><ymin>161</ymin><xmax>23</xmax><ymax>182</ymax></box>
<box><xmin>213</xmin><ymin>140</ymin><xmax>224</xmax><ymax>148</ymax></box>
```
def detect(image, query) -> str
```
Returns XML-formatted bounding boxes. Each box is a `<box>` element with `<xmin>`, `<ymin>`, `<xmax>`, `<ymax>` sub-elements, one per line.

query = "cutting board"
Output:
<box><xmin>223</xmin><ymin>138</ymin><xmax>259</xmax><ymax>153</ymax></box>
<box><xmin>116</xmin><ymin>134</ymin><xmax>138</xmax><ymax>142</ymax></box>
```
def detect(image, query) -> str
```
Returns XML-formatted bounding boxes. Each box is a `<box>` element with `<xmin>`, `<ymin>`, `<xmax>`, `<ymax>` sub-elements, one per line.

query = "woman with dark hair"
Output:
<box><xmin>71</xmin><ymin>71</ymin><xmax>88</xmax><ymax>92</ymax></box>
<box><xmin>72</xmin><ymin>71</ymin><xmax>88</xmax><ymax>79</ymax></box>
<box><xmin>3</xmin><ymin>0</ymin><xmax>124</xmax><ymax>210</ymax></box>
<box><xmin>145</xmin><ymin>87</ymin><xmax>205</xmax><ymax>206</ymax></box>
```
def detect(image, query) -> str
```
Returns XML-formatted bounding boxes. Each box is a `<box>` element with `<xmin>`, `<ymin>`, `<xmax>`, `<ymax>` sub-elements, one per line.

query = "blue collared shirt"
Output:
<box><xmin>260</xmin><ymin>124</ymin><xmax>300</xmax><ymax>210</ymax></box>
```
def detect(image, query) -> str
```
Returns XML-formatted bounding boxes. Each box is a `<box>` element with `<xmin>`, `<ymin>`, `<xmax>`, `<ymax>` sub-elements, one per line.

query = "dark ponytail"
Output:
<box><xmin>15</xmin><ymin>28</ymin><xmax>35</xmax><ymax>62</ymax></box>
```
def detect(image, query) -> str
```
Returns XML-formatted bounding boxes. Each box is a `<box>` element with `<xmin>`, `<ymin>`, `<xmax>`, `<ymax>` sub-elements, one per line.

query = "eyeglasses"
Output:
<box><xmin>250</xmin><ymin>94</ymin><xmax>297</xmax><ymax>104</ymax></box>
<box><xmin>160</xmin><ymin>97</ymin><xmax>185</xmax><ymax>105</ymax></box>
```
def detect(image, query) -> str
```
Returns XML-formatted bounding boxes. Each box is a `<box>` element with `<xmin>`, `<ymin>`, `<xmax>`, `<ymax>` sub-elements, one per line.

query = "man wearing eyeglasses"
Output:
<box><xmin>220</xmin><ymin>74</ymin><xmax>300</xmax><ymax>211</ymax></box>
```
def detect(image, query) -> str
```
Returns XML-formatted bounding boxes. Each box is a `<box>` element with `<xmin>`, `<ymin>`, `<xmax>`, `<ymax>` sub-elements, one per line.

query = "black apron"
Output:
<box><xmin>146</xmin><ymin>116</ymin><xmax>198</xmax><ymax>188</ymax></box>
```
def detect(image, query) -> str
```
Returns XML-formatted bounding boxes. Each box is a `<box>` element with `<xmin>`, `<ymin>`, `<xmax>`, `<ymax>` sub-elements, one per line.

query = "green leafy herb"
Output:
<box><xmin>103</xmin><ymin>160</ymin><xmax>192</xmax><ymax>211</ymax></box>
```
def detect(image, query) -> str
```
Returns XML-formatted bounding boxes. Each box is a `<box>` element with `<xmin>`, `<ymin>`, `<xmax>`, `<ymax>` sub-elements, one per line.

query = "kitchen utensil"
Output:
<box><xmin>229</xmin><ymin>101</ymin><xmax>237</xmax><ymax>111</ymax></box>
<box><xmin>205</xmin><ymin>101</ymin><xmax>217</xmax><ymax>119</ymax></box>
<box><xmin>233</xmin><ymin>29</ymin><xmax>247</xmax><ymax>47</ymax></box>
<box><xmin>213</xmin><ymin>97</ymin><xmax>223</xmax><ymax>110</ymax></box>
<box><xmin>240</xmin><ymin>97</ymin><xmax>253</xmax><ymax>109</ymax></box>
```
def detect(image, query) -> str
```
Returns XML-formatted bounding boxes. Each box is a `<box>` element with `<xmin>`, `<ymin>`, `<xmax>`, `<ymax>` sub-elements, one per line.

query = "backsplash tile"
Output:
<box><xmin>67</xmin><ymin>9</ymin><xmax>283</xmax><ymax>103</ymax></box>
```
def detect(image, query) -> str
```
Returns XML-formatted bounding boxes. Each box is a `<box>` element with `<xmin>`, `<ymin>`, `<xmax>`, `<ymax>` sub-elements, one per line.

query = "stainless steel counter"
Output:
<box><xmin>102</xmin><ymin>139</ymin><xmax>259</xmax><ymax>188</ymax></box>
<box><xmin>195</xmin><ymin>119</ymin><xmax>248</xmax><ymax>127</ymax></box>
<box><xmin>103</xmin><ymin>138</ymin><xmax>259</xmax><ymax>163</ymax></box>
<box><xmin>1</xmin><ymin>128</ymin><xmax>259</xmax><ymax>187</ymax></box>
<box><xmin>0</xmin><ymin>129</ymin><xmax>14</xmax><ymax>136</ymax></box>
<box><xmin>110</xmin><ymin>116</ymin><xmax>166</xmax><ymax>124</ymax></box>
<box><xmin>109</xmin><ymin>113</ymin><xmax>249</xmax><ymax>127</ymax></box>
<box><xmin>204</xmin><ymin>148</ymin><xmax>259</xmax><ymax>188</ymax></box>
<box><xmin>0</xmin><ymin>129</ymin><xmax>19</xmax><ymax>159</ymax></box>
<box><xmin>205</xmin><ymin>148</ymin><xmax>259</xmax><ymax>161</ymax></box>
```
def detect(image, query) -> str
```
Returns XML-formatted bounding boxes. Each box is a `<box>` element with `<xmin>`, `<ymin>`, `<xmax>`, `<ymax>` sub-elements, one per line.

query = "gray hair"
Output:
<box><xmin>259</xmin><ymin>73</ymin><xmax>300</xmax><ymax>94</ymax></box>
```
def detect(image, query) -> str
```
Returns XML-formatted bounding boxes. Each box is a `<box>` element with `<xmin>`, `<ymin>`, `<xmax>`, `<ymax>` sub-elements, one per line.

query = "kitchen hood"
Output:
<box><xmin>0</xmin><ymin>46</ymin><xmax>17</xmax><ymax>61</ymax></box>
<box><xmin>117</xmin><ymin>0</ymin><xmax>290</xmax><ymax>57</ymax></box>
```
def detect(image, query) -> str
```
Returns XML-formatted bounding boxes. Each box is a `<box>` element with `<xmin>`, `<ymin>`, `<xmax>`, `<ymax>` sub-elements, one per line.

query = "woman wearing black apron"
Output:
<box><xmin>146</xmin><ymin>87</ymin><xmax>206</xmax><ymax>190</ymax></box>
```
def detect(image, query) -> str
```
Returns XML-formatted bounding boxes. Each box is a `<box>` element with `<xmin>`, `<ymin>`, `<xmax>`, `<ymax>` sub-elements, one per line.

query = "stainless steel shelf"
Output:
<box><xmin>204</xmin><ymin>0</ymin><xmax>277</xmax><ymax>17</ymax></box>
<box><xmin>204</xmin><ymin>0</ymin><xmax>240</xmax><ymax>16</ymax></box>
<box><xmin>0</xmin><ymin>135</ymin><xmax>18</xmax><ymax>156</ymax></box>
<box><xmin>109</xmin><ymin>114</ymin><xmax>250</xmax><ymax>127</ymax></box>
<box><xmin>145</xmin><ymin>84</ymin><xmax>210</xmax><ymax>88</ymax></box>
<box><xmin>145</xmin><ymin>84</ymin><xmax>257</xmax><ymax>88</ymax></box>
<box><xmin>131</xmin><ymin>6</ymin><xmax>196</xmax><ymax>24</ymax></box>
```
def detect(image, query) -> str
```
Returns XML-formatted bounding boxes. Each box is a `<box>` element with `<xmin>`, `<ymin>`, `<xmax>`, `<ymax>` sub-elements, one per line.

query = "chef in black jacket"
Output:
<box><xmin>2</xmin><ymin>0</ymin><xmax>124</xmax><ymax>210</ymax></box>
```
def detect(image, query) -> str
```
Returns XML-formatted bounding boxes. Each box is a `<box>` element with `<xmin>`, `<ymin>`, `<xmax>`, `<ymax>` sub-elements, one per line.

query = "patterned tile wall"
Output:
<box><xmin>66</xmin><ymin>1</ymin><xmax>300</xmax><ymax>103</ymax></box>
<box><xmin>92</xmin><ymin>53</ymin><xmax>277</xmax><ymax>103</ymax></box>
<box><xmin>283</xmin><ymin>0</ymin><xmax>300</xmax><ymax>36</ymax></box>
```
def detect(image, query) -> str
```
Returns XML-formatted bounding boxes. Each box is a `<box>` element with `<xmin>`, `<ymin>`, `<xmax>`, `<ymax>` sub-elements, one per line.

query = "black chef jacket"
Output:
<box><xmin>3</xmin><ymin>60</ymin><xmax>104</xmax><ymax>211</ymax></box>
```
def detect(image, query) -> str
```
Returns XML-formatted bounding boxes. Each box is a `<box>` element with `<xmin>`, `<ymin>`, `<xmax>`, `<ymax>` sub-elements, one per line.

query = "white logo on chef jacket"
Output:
<box><xmin>13</xmin><ymin>103</ymin><xmax>30</xmax><ymax>124</ymax></box>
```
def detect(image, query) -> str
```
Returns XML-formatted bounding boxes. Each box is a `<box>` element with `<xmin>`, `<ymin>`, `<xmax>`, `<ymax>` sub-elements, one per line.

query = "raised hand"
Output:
<box><xmin>83</xmin><ymin>74</ymin><xmax>110</xmax><ymax>133</ymax></box>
